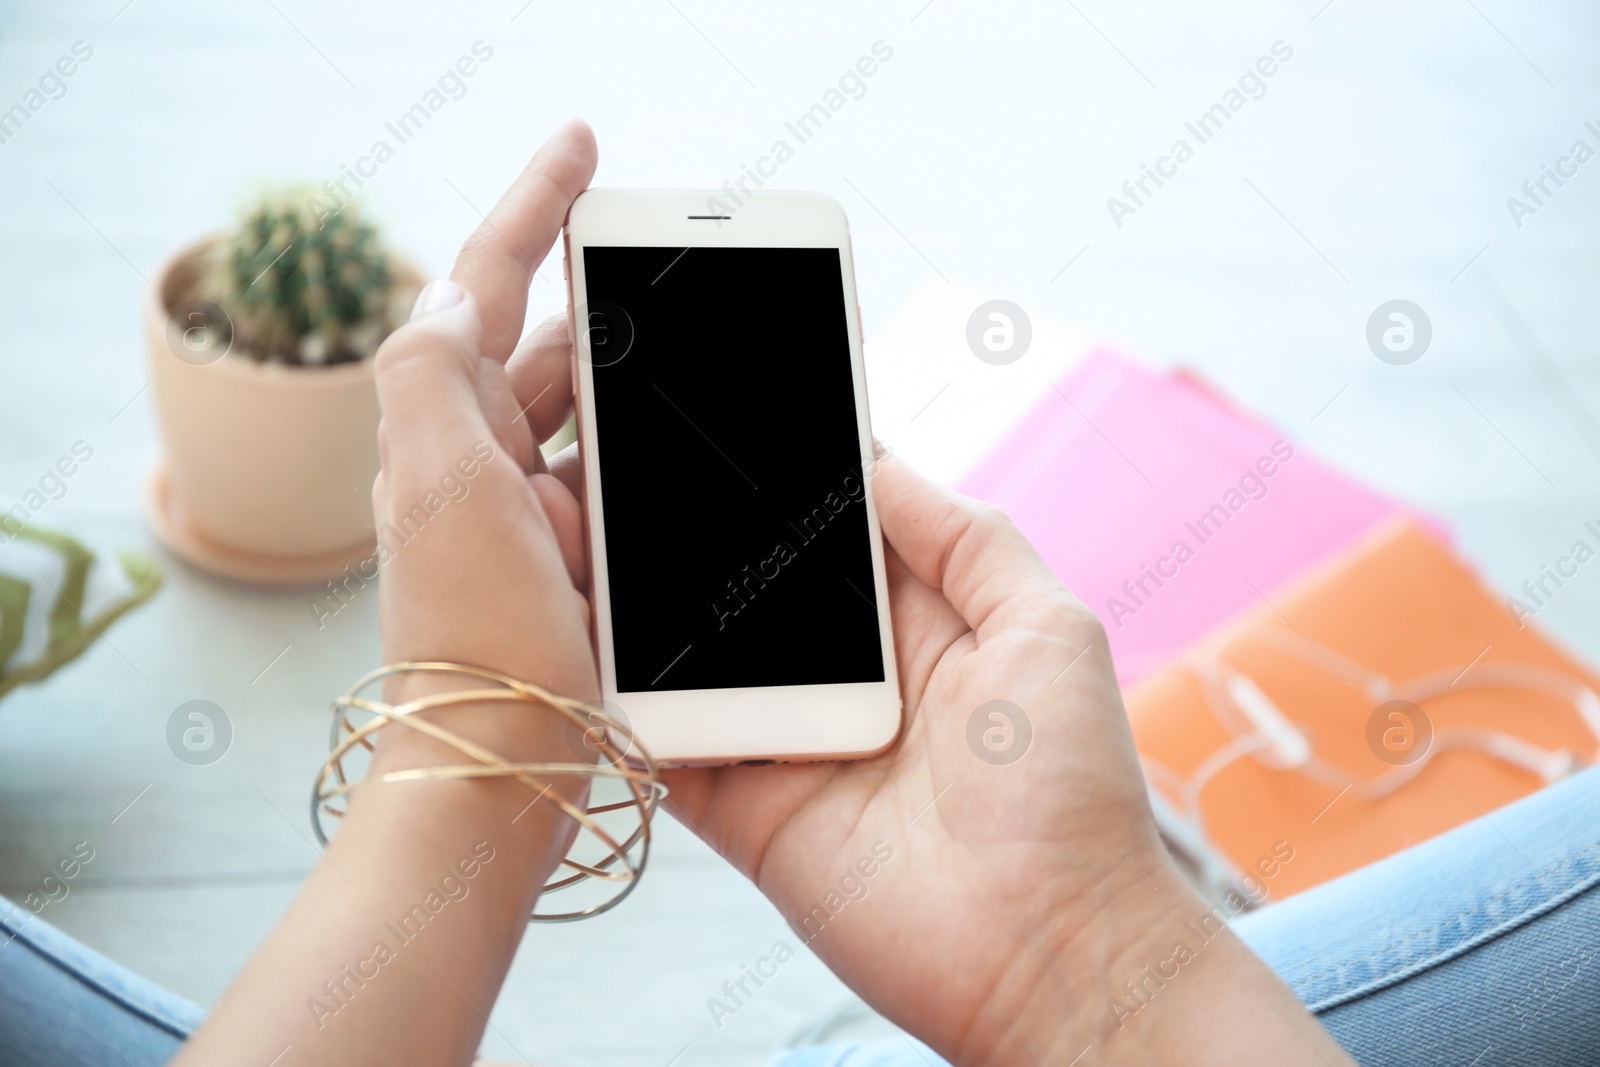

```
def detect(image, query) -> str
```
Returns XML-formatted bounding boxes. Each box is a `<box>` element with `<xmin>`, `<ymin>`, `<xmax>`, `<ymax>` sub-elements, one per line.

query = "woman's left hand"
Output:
<box><xmin>175</xmin><ymin>120</ymin><xmax>607</xmax><ymax>1067</ymax></box>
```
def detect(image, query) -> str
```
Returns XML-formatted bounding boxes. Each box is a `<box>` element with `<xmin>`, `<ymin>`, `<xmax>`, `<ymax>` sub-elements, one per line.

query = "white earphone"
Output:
<box><xmin>1143</xmin><ymin>626</ymin><xmax>1599</xmax><ymax>896</ymax></box>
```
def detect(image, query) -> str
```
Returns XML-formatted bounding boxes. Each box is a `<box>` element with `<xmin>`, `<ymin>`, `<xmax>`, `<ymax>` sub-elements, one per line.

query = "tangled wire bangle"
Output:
<box><xmin>311</xmin><ymin>662</ymin><xmax>666</xmax><ymax>923</ymax></box>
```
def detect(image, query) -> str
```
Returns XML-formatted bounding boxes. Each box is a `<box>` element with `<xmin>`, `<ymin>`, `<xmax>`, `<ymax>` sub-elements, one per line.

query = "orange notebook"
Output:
<box><xmin>1128</xmin><ymin>518</ymin><xmax>1600</xmax><ymax>900</ymax></box>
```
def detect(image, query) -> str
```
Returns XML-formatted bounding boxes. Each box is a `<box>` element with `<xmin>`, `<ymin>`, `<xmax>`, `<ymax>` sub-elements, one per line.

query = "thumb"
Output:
<box><xmin>869</xmin><ymin>446</ymin><xmax>1065</xmax><ymax>634</ymax></box>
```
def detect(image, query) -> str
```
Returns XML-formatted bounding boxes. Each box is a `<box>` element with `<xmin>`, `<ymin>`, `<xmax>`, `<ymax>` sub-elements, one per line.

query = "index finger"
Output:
<box><xmin>450</xmin><ymin>118</ymin><xmax>597</xmax><ymax>363</ymax></box>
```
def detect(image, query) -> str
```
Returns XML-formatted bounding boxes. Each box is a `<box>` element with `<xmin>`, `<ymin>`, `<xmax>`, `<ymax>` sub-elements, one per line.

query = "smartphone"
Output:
<box><xmin>562</xmin><ymin>189</ymin><xmax>901</xmax><ymax>766</ymax></box>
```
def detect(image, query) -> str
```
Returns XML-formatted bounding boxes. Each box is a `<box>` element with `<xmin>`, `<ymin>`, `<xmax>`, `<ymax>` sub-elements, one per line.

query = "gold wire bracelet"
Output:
<box><xmin>310</xmin><ymin>662</ymin><xmax>666</xmax><ymax>923</ymax></box>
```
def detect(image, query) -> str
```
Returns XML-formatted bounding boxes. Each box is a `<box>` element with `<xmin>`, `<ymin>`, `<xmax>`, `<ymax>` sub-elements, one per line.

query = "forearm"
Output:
<box><xmin>174</xmin><ymin>702</ymin><xmax>578</xmax><ymax>1067</ymax></box>
<box><xmin>970</xmin><ymin>872</ymin><xmax>1355</xmax><ymax>1067</ymax></box>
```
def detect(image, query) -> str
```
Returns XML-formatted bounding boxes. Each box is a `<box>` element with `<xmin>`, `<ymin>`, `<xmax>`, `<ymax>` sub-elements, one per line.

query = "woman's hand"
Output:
<box><xmin>658</xmin><ymin>454</ymin><xmax>1168</xmax><ymax>1062</ymax></box>
<box><xmin>174</xmin><ymin>121</ymin><xmax>603</xmax><ymax>1067</ymax></box>
<box><xmin>660</xmin><ymin>453</ymin><xmax>1355</xmax><ymax>1067</ymax></box>
<box><xmin>372</xmin><ymin>128</ymin><xmax>596</xmax><ymax>714</ymax></box>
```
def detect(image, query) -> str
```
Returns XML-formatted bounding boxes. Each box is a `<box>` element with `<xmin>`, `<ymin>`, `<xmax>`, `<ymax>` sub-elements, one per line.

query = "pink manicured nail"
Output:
<box><xmin>411</xmin><ymin>279</ymin><xmax>464</xmax><ymax>319</ymax></box>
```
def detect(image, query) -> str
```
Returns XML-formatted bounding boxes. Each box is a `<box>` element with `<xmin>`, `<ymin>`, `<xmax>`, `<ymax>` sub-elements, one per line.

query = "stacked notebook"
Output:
<box><xmin>959</xmin><ymin>350</ymin><xmax>1599</xmax><ymax>898</ymax></box>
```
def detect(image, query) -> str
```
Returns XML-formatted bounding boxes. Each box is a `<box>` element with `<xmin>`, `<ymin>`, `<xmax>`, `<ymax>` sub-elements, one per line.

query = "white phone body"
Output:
<box><xmin>562</xmin><ymin>188</ymin><xmax>901</xmax><ymax>766</ymax></box>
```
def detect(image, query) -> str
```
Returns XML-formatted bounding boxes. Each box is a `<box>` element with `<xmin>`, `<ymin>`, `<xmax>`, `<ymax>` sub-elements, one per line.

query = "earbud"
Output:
<box><xmin>1224</xmin><ymin>671</ymin><xmax>1310</xmax><ymax>769</ymax></box>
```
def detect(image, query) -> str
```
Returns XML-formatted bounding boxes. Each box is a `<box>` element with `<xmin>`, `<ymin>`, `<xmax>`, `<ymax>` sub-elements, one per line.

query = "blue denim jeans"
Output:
<box><xmin>0</xmin><ymin>898</ymin><xmax>202</xmax><ymax>1066</ymax></box>
<box><xmin>5</xmin><ymin>767</ymin><xmax>1600</xmax><ymax>1066</ymax></box>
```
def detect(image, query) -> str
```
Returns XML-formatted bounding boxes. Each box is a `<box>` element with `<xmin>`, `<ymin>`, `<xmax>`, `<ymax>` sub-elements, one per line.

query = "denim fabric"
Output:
<box><xmin>0</xmin><ymin>899</ymin><xmax>204</xmax><ymax>1067</ymax></box>
<box><xmin>770</xmin><ymin>766</ymin><xmax>1600</xmax><ymax>1067</ymax></box>
<box><xmin>1238</xmin><ymin>764</ymin><xmax>1600</xmax><ymax>1066</ymax></box>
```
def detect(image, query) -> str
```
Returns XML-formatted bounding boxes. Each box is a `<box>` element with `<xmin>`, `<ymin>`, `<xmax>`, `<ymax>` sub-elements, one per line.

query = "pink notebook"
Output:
<box><xmin>956</xmin><ymin>350</ymin><xmax>1431</xmax><ymax>686</ymax></box>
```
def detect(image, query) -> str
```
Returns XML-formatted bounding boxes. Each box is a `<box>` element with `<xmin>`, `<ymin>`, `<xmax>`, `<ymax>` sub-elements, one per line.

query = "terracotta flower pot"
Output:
<box><xmin>142</xmin><ymin>238</ymin><xmax>417</xmax><ymax>586</ymax></box>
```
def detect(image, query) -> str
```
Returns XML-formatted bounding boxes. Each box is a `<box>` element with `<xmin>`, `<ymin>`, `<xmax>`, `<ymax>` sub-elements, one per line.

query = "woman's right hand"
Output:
<box><xmin>660</xmin><ymin>451</ymin><xmax>1355</xmax><ymax>1066</ymax></box>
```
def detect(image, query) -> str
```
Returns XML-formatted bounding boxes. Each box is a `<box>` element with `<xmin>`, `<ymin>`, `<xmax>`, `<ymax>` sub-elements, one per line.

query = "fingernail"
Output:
<box><xmin>411</xmin><ymin>279</ymin><xmax>464</xmax><ymax>319</ymax></box>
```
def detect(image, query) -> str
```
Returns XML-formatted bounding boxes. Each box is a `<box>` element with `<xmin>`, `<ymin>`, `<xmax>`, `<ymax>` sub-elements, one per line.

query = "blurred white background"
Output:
<box><xmin>1</xmin><ymin>1</ymin><xmax>1597</xmax><ymax>1064</ymax></box>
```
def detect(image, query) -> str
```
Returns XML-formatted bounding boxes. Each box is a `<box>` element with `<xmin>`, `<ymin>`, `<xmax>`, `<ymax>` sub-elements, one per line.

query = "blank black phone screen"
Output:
<box><xmin>581</xmin><ymin>245</ymin><xmax>885</xmax><ymax>694</ymax></box>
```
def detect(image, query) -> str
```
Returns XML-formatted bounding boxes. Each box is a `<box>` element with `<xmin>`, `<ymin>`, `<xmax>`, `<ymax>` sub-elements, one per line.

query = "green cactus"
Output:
<box><xmin>213</xmin><ymin>193</ymin><xmax>412</xmax><ymax>365</ymax></box>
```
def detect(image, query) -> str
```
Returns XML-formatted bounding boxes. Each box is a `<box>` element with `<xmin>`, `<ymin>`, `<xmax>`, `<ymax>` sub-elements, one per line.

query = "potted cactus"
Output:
<box><xmin>143</xmin><ymin>194</ymin><xmax>421</xmax><ymax>585</ymax></box>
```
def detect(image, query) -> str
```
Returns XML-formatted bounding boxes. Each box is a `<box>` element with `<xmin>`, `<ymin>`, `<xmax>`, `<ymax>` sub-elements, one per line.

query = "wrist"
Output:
<box><xmin>351</xmin><ymin>670</ymin><xmax>590</xmax><ymax>870</ymax></box>
<box><xmin>958</xmin><ymin>852</ymin><xmax>1207</xmax><ymax>1067</ymax></box>
<box><xmin>966</xmin><ymin>861</ymin><xmax>1353</xmax><ymax>1067</ymax></box>
<box><xmin>347</xmin><ymin>700</ymin><xmax>584</xmax><ymax>919</ymax></box>
<box><xmin>368</xmin><ymin>668</ymin><xmax>583</xmax><ymax>772</ymax></box>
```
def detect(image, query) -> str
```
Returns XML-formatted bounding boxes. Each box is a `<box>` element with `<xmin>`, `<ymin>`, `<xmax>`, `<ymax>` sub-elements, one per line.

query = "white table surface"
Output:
<box><xmin>2</xmin><ymin>1</ymin><xmax>1598</xmax><ymax>1064</ymax></box>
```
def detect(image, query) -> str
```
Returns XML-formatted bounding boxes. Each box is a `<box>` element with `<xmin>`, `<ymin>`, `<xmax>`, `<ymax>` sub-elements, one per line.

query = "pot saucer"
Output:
<box><xmin>143</xmin><ymin>462</ymin><xmax>377</xmax><ymax>587</ymax></box>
